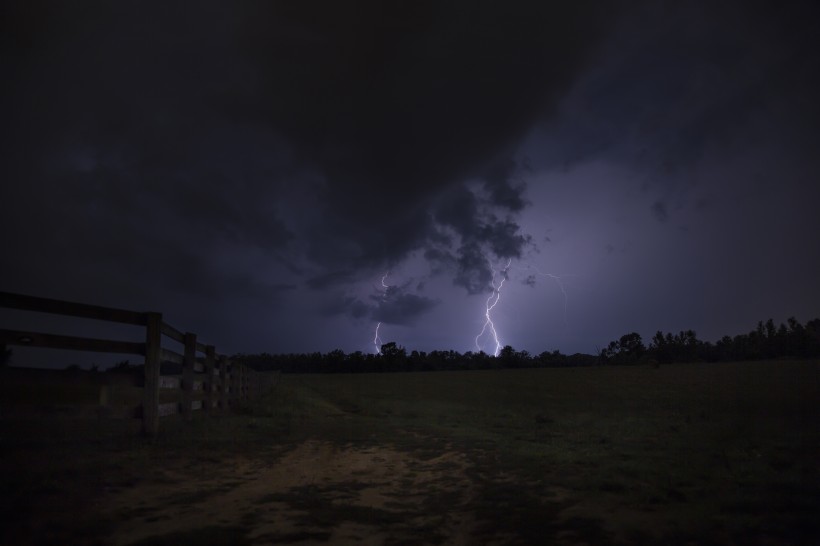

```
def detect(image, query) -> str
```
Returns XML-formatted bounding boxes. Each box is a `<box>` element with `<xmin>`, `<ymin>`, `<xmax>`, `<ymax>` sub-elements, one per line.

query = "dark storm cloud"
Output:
<box><xmin>322</xmin><ymin>296</ymin><xmax>370</xmax><ymax>321</ymax></box>
<box><xmin>371</xmin><ymin>292</ymin><xmax>440</xmax><ymax>326</ymax></box>
<box><xmin>479</xmin><ymin>217</ymin><xmax>532</xmax><ymax>259</ymax></box>
<box><xmin>651</xmin><ymin>201</ymin><xmax>668</xmax><ymax>223</ymax></box>
<box><xmin>1</xmin><ymin>1</ymin><xmax>632</xmax><ymax>305</ymax></box>
<box><xmin>254</xmin><ymin>1</ymin><xmax>627</xmax><ymax>285</ymax></box>
<box><xmin>482</xmin><ymin>159</ymin><xmax>529</xmax><ymax>212</ymax></box>
<box><xmin>306</xmin><ymin>270</ymin><xmax>358</xmax><ymax>291</ymax></box>
<box><xmin>529</xmin><ymin>1</ymin><xmax>820</xmax><ymax>186</ymax></box>
<box><xmin>322</xmin><ymin>281</ymin><xmax>439</xmax><ymax>326</ymax></box>
<box><xmin>452</xmin><ymin>242</ymin><xmax>493</xmax><ymax>295</ymax></box>
<box><xmin>434</xmin><ymin>184</ymin><xmax>480</xmax><ymax>237</ymax></box>
<box><xmin>428</xmin><ymin>159</ymin><xmax>534</xmax><ymax>295</ymax></box>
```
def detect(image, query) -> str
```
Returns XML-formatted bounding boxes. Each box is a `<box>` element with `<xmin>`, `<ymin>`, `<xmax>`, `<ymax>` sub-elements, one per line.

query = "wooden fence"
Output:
<box><xmin>0</xmin><ymin>290</ymin><xmax>278</xmax><ymax>435</ymax></box>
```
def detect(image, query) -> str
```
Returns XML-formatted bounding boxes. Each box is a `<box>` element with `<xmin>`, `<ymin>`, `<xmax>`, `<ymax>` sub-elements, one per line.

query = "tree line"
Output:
<box><xmin>231</xmin><ymin>343</ymin><xmax>599</xmax><ymax>374</ymax></box>
<box><xmin>232</xmin><ymin>316</ymin><xmax>820</xmax><ymax>374</ymax></box>
<box><xmin>600</xmin><ymin>317</ymin><xmax>820</xmax><ymax>365</ymax></box>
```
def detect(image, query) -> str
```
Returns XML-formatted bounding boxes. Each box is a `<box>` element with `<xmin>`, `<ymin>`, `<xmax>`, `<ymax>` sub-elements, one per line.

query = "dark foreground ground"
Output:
<box><xmin>1</xmin><ymin>360</ymin><xmax>819</xmax><ymax>545</ymax></box>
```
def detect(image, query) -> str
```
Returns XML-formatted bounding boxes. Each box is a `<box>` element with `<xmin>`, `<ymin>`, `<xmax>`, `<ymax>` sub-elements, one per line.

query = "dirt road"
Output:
<box><xmin>102</xmin><ymin>440</ymin><xmax>483</xmax><ymax>545</ymax></box>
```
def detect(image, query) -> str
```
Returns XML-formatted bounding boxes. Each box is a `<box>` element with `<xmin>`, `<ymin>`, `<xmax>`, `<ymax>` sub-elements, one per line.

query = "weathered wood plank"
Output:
<box><xmin>234</xmin><ymin>364</ymin><xmax>242</xmax><ymax>401</ymax></box>
<box><xmin>160</xmin><ymin>322</ymin><xmax>185</xmax><ymax>343</ymax></box>
<box><xmin>159</xmin><ymin>376</ymin><xmax>180</xmax><ymax>389</ymax></box>
<box><xmin>0</xmin><ymin>328</ymin><xmax>145</xmax><ymax>355</ymax></box>
<box><xmin>158</xmin><ymin>402</ymin><xmax>179</xmax><ymax>417</ymax></box>
<box><xmin>205</xmin><ymin>345</ymin><xmax>215</xmax><ymax>415</ymax></box>
<box><xmin>218</xmin><ymin>356</ymin><xmax>228</xmax><ymax>411</ymax></box>
<box><xmin>182</xmin><ymin>332</ymin><xmax>195</xmax><ymax>421</ymax></box>
<box><xmin>160</xmin><ymin>348</ymin><xmax>183</xmax><ymax>364</ymax></box>
<box><xmin>0</xmin><ymin>291</ymin><xmax>148</xmax><ymax>325</ymax></box>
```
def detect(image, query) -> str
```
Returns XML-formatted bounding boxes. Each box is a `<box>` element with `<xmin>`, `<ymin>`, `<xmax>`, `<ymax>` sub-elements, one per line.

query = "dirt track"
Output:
<box><xmin>102</xmin><ymin>440</ymin><xmax>482</xmax><ymax>545</ymax></box>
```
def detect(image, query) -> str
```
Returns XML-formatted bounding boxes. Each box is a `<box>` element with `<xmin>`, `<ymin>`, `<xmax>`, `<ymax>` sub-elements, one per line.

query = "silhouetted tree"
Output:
<box><xmin>806</xmin><ymin>318</ymin><xmax>820</xmax><ymax>355</ymax></box>
<box><xmin>379</xmin><ymin>342</ymin><xmax>407</xmax><ymax>371</ymax></box>
<box><xmin>498</xmin><ymin>345</ymin><xmax>516</xmax><ymax>365</ymax></box>
<box><xmin>231</xmin><ymin>316</ymin><xmax>820</xmax><ymax>374</ymax></box>
<box><xmin>601</xmin><ymin>332</ymin><xmax>645</xmax><ymax>364</ymax></box>
<box><xmin>650</xmin><ymin>331</ymin><xmax>673</xmax><ymax>363</ymax></box>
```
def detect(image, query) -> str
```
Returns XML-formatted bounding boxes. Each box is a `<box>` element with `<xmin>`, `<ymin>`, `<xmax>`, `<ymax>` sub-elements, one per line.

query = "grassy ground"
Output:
<box><xmin>1</xmin><ymin>360</ymin><xmax>818</xmax><ymax>545</ymax></box>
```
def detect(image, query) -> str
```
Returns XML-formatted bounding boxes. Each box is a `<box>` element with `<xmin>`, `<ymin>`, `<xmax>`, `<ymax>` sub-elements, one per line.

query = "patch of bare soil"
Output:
<box><xmin>101</xmin><ymin>440</ymin><xmax>479</xmax><ymax>545</ymax></box>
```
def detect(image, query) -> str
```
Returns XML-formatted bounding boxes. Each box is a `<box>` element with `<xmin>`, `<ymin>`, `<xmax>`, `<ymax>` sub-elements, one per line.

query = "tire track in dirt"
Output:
<box><xmin>102</xmin><ymin>440</ymin><xmax>478</xmax><ymax>545</ymax></box>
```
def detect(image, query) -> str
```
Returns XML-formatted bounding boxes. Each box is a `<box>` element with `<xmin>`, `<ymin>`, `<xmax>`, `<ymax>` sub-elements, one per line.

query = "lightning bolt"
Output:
<box><xmin>474</xmin><ymin>258</ymin><xmax>512</xmax><ymax>357</ymax></box>
<box><xmin>373</xmin><ymin>322</ymin><xmax>383</xmax><ymax>354</ymax></box>
<box><xmin>373</xmin><ymin>272</ymin><xmax>390</xmax><ymax>354</ymax></box>
<box><xmin>519</xmin><ymin>264</ymin><xmax>573</xmax><ymax>326</ymax></box>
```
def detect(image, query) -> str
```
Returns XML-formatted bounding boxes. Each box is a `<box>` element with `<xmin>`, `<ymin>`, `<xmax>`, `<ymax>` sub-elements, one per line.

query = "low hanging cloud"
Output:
<box><xmin>371</xmin><ymin>292</ymin><xmax>440</xmax><ymax>326</ymax></box>
<box><xmin>1</xmin><ymin>0</ymin><xmax>651</xmax><ymax>358</ymax></box>
<box><xmin>452</xmin><ymin>242</ymin><xmax>495</xmax><ymax>296</ymax></box>
<box><xmin>481</xmin><ymin>158</ymin><xmax>530</xmax><ymax>213</ymax></box>
<box><xmin>322</xmin><ymin>281</ymin><xmax>439</xmax><ymax>326</ymax></box>
<box><xmin>1</xmin><ymin>1</ymin><xmax>630</xmax><ymax>304</ymax></box>
<box><xmin>427</xmin><ymin>160</ymin><xmax>533</xmax><ymax>295</ymax></box>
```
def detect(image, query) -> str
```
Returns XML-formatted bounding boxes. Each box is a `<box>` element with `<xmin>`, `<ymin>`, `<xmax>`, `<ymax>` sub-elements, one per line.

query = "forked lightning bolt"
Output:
<box><xmin>474</xmin><ymin>258</ymin><xmax>512</xmax><ymax>357</ymax></box>
<box><xmin>373</xmin><ymin>272</ymin><xmax>390</xmax><ymax>354</ymax></box>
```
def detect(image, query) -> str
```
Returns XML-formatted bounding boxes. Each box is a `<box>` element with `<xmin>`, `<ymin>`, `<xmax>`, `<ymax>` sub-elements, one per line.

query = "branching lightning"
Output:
<box><xmin>474</xmin><ymin>258</ymin><xmax>512</xmax><ymax>357</ymax></box>
<box><xmin>367</xmin><ymin>259</ymin><xmax>572</xmax><ymax>358</ymax></box>
<box><xmin>473</xmin><ymin>260</ymin><xmax>575</xmax><ymax>357</ymax></box>
<box><xmin>520</xmin><ymin>264</ymin><xmax>572</xmax><ymax>326</ymax></box>
<box><xmin>373</xmin><ymin>272</ymin><xmax>390</xmax><ymax>354</ymax></box>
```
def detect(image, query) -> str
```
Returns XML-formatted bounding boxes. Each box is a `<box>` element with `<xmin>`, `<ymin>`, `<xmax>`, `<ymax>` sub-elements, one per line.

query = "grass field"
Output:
<box><xmin>1</xmin><ymin>360</ymin><xmax>818</xmax><ymax>545</ymax></box>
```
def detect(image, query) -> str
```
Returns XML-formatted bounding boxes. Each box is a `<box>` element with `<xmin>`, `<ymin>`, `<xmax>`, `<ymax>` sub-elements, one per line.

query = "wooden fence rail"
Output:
<box><xmin>0</xmin><ymin>290</ymin><xmax>278</xmax><ymax>435</ymax></box>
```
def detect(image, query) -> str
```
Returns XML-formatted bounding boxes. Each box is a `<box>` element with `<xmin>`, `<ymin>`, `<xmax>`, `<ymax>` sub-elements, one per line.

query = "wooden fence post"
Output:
<box><xmin>237</xmin><ymin>362</ymin><xmax>242</xmax><ymax>404</ymax></box>
<box><xmin>242</xmin><ymin>365</ymin><xmax>248</xmax><ymax>401</ymax></box>
<box><xmin>182</xmin><ymin>332</ymin><xmax>196</xmax><ymax>421</ymax></box>
<box><xmin>232</xmin><ymin>362</ymin><xmax>241</xmax><ymax>405</ymax></box>
<box><xmin>205</xmin><ymin>345</ymin><xmax>215</xmax><ymax>415</ymax></box>
<box><xmin>143</xmin><ymin>312</ymin><xmax>162</xmax><ymax>437</ymax></box>
<box><xmin>239</xmin><ymin>364</ymin><xmax>244</xmax><ymax>401</ymax></box>
<box><xmin>218</xmin><ymin>356</ymin><xmax>228</xmax><ymax>411</ymax></box>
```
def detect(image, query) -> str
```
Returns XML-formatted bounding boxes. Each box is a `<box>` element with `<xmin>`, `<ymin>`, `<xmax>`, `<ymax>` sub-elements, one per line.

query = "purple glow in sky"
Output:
<box><xmin>1</xmin><ymin>1</ymin><xmax>819</xmax><ymax>367</ymax></box>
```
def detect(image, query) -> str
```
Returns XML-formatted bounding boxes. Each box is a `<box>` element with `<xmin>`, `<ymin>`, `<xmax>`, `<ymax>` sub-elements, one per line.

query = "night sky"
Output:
<box><xmin>2</xmin><ymin>1</ymin><xmax>819</xmax><ymax>365</ymax></box>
